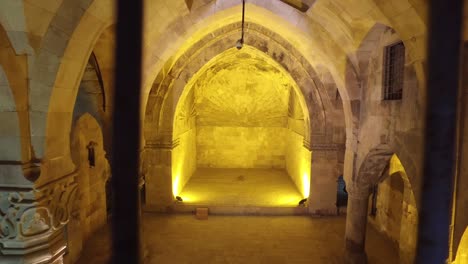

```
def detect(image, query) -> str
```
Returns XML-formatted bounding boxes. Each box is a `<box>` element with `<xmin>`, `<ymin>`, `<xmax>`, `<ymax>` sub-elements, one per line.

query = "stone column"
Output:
<box><xmin>308</xmin><ymin>144</ymin><xmax>344</xmax><ymax>215</ymax></box>
<box><xmin>345</xmin><ymin>184</ymin><xmax>371</xmax><ymax>264</ymax></box>
<box><xmin>141</xmin><ymin>140</ymin><xmax>175</xmax><ymax>212</ymax></box>
<box><xmin>0</xmin><ymin>165</ymin><xmax>77</xmax><ymax>264</ymax></box>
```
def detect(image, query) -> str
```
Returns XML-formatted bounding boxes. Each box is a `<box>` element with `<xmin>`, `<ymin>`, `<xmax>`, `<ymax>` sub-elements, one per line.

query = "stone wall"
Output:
<box><xmin>354</xmin><ymin>24</ymin><xmax>422</xmax><ymax>193</ymax></box>
<box><xmin>172</xmin><ymin>129</ymin><xmax>196</xmax><ymax>195</ymax></box>
<box><xmin>191</xmin><ymin>51</ymin><xmax>292</xmax><ymax>169</ymax></box>
<box><xmin>354</xmin><ymin>25</ymin><xmax>421</xmax><ymax>263</ymax></box>
<box><xmin>172</xmin><ymin>90</ymin><xmax>197</xmax><ymax>196</ymax></box>
<box><xmin>367</xmin><ymin>155</ymin><xmax>418</xmax><ymax>264</ymax></box>
<box><xmin>369</xmin><ymin>173</ymin><xmax>404</xmax><ymax>243</ymax></box>
<box><xmin>197</xmin><ymin>126</ymin><xmax>287</xmax><ymax>168</ymax></box>
<box><xmin>285</xmin><ymin>129</ymin><xmax>310</xmax><ymax>198</ymax></box>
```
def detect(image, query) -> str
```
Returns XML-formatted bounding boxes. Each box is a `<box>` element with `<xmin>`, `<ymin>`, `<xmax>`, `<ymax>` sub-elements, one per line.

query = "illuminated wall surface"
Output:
<box><xmin>368</xmin><ymin>154</ymin><xmax>419</xmax><ymax>263</ymax></box>
<box><xmin>173</xmin><ymin>47</ymin><xmax>310</xmax><ymax>198</ymax></box>
<box><xmin>456</xmin><ymin>228</ymin><xmax>468</xmax><ymax>264</ymax></box>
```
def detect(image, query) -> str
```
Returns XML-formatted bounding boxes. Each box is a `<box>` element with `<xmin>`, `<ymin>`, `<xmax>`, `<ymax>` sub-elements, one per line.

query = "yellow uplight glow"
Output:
<box><xmin>302</xmin><ymin>172</ymin><xmax>310</xmax><ymax>198</ymax></box>
<box><xmin>172</xmin><ymin>174</ymin><xmax>181</xmax><ymax>197</ymax></box>
<box><xmin>389</xmin><ymin>154</ymin><xmax>405</xmax><ymax>175</ymax></box>
<box><xmin>455</xmin><ymin>228</ymin><xmax>468</xmax><ymax>264</ymax></box>
<box><xmin>276</xmin><ymin>195</ymin><xmax>302</xmax><ymax>205</ymax></box>
<box><xmin>171</xmin><ymin>46</ymin><xmax>312</xmax><ymax>205</ymax></box>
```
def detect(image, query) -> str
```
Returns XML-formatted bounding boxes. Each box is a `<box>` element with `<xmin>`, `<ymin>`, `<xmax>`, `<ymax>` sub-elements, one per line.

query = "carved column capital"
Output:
<box><xmin>0</xmin><ymin>171</ymin><xmax>78</xmax><ymax>263</ymax></box>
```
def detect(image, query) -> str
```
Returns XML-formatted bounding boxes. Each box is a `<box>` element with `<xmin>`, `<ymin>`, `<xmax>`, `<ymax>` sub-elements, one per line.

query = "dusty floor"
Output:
<box><xmin>179</xmin><ymin>168</ymin><xmax>303</xmax><ymax>207</ymax></box>
<box><xmin>76</xmin><ymin>214</ymin><xmax>399</xmax><ymax>264</ymax></box>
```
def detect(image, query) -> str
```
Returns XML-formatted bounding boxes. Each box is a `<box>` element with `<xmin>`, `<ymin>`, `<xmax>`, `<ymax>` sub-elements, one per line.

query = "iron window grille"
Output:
<box><xmin>382</xmin><ymin>41</ymin><xmax>405</xmax><ymax>100</ymax></box>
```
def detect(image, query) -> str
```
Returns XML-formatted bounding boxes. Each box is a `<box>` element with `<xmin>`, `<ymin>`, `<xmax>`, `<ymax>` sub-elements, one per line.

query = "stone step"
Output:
<box><xmin>144</xmin><ymin>203</ymin><xmax>310</xmax><ymax>216</ymax></box>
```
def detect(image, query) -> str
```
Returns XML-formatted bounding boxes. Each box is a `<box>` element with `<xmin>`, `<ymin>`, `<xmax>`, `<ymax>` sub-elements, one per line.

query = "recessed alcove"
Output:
<box><xmin>171</xmin><ymin>47</ymin><xmax>311</xmax><ymax>208</ymax></box>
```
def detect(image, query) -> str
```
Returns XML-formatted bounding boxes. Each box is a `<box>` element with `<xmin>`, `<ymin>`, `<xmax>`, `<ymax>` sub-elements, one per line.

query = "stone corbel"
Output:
<box><xmin>145</xmin><ymin>138</ymin><xmax>179</xmax><ymax>150</ymax></box>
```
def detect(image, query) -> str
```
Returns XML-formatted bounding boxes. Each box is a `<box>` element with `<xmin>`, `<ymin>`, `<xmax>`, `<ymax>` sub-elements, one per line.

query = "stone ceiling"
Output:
<box><xmin>191</xmin><ymin>47</ymin><xmax>293</xmax><ymax>128</ymax></box>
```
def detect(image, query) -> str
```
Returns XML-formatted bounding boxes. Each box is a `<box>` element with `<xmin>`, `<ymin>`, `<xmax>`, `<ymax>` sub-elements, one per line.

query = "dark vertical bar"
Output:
<box><xmin>241</xmin><ymin>0</ymin><xmax>245</xmax><ymax>41</ymax></box>
<box><xmin>111</xmin><ymin>0</ymin><xmax>143</xmax><ymax>263</ymax></box>
<box><xmin>416</xmin><ymin>1</ymin><xmax>464</xmax><ymax>263</ymax></box>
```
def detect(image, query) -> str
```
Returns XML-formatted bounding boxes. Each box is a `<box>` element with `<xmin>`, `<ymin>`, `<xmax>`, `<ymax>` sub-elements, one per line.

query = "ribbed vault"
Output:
<box><xmin>144</xmin><ymin>22</ymin><xmax>346</xmax><ymax>150</ymax></box>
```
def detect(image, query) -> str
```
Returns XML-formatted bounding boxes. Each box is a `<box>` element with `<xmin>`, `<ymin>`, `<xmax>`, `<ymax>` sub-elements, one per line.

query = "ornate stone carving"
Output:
<box><xmin>0</xmin><ymin>190</ymin><xmax>32</xmax><ymax>240</ymax></box>
<box><xmin>0</xmin><ymin>171</ymin><xmax>78</xmax><ymax>261</ymax></box>
<box><xmin>21</xmin><ymin>208</ymin><xmax>50</xmax><ymax>236</ymax></box>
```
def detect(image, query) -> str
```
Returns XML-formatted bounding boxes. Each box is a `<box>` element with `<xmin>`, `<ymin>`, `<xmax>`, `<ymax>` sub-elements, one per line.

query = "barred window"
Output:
<box><xmin>383</xmin><ymin>41</ymin><xmax>405</xmax><ymax>100</ymax></box>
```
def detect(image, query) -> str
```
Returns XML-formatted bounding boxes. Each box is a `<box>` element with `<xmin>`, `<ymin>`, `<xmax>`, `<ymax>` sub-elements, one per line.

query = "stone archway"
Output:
<box><xmin>0</xmin><ymin>23</ymin><xmax>32</xmax><ymax>172</ymax></box>
<box><xmin>29</xmin><ymin>0</ymin><xmax>114</xmax><ymax>186</ymax></box>
<box><xmin>172</xmin><ymin>46</ymin><xmax>309</xmax><ymax>207</ymax></box>
<box><xmin>142</xmin><ymin>22</ymin><xmax>346</xmax><ymax>213</ymax></box>
<box><xmin>345</xmin><ymin>145</ymin><xmax>419</xmax><ymax>263</ymax></box>
<box><xmin>368</xmin><ymin>155</ymin><xmax>419</xmax><ymax>264</ymax></box>
<box><xmin>144</xmin><ymin>22</ymin><xmax>341</xmax><ymax>145</ymax></box>
<box><xmin>352</xmin><ymin>22</ymin><xmax>424</xmax><ymax>207</ymax></box>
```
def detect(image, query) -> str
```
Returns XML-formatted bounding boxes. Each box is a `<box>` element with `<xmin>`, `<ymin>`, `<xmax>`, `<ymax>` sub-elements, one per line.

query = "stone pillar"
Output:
<box><xmin>345</xmin><ymin>185</ymin><xmax>371</xmax><ymax>264</ymax></box>
<box><xmin>308</xmin><ymin>144</ymin><xmax>344</xmax><ymax>215</ymax></box>
<box><xmin>141</xmin><ymin>140</ymin><xmax>174</xmax><ymax>212</ymax></box>
<box><xmin>0</xmin><ymin>167</ymin><xmax>77</xmax><ymax>264</ymax></box>
<box><xmin>138</xmin><ymin>169</ymin><xmax>148</xmax><ymax>261</ymax></box>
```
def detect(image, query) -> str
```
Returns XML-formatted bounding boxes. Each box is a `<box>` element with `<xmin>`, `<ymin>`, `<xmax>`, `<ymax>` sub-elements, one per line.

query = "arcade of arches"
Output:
<box><xmin>0</xmin><ymin>0</ymin><xmax>467</xmax><ymax>263</ymax></box>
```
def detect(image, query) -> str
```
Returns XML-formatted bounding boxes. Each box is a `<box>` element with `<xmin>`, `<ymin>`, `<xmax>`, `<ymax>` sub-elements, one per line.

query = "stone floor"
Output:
<box><xmin>178</xmin><ymin>168</ymin><xmax>304</xmax><ymax>207</ymax></box>
<box><xmin>76</xmin><ymin>214</ymin><xmax>399</xmax><ymax>264</ymax></box>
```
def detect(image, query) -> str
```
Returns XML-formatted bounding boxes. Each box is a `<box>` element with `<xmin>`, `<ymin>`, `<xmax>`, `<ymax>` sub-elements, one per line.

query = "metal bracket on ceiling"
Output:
<box><xmin>236</xmin><ymin>0</ymin><xmax>246</xmax><ymax>50</ymax></box>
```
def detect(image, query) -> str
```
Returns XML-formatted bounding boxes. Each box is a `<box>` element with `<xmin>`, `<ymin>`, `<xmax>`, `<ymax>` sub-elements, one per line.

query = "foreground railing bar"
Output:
<box><xmin>416</xmin><ymin>1</ymin><xmax>465</xmax><ymax>263</ymax></box>
<box><xmin>111</xmin><ymin>0</ymin><xmax>143</xmax><ymax>263</ymax></box>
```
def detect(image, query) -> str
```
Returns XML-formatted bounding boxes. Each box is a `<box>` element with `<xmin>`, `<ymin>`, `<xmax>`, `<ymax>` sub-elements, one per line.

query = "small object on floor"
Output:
<box><xmin>175</xmin><ymin>196</ymin><xmax>183</xmax><ymax>202</ymax></box>
<box><xmin>298</xmin><ymin>198</ymin><xmax>308</xmax><ymax>206</ymax></box>
<box><xmin>195</xmin><ymin>207</ymin><xmax>209</xmax><ymax>220</ymax></box>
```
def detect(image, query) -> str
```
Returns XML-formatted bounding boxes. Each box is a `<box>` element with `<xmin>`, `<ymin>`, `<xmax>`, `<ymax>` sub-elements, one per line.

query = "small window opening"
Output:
<box><xmin>383</xmin><ymin>41</ymin><xmax>405</xmax><ymax>100</ymax></box>
<box><xmin>87</xmin><ymin>141</ymin><xmax>97</xmax><ymax>168</ymax></box>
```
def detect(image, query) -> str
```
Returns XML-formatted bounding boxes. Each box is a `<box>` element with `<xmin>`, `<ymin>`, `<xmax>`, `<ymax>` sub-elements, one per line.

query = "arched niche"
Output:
<box><xmin>69</xmin><ymin>113</ymin><xmax>110</xmax><ymax>263</ymax></box>
<box><xmin>359</xmin><ymin>149</ymin><xmax>418</xmax><ymax>264</ymax></box>
<box><xmin>170</xmin><ymin>46</ymin><xmax>311</xmax><ymax>201</ymax></box>
<box><xmin>143</xmin><ymin>22</ymin><xmax>347</xmax><ymax>210</ymax></box>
